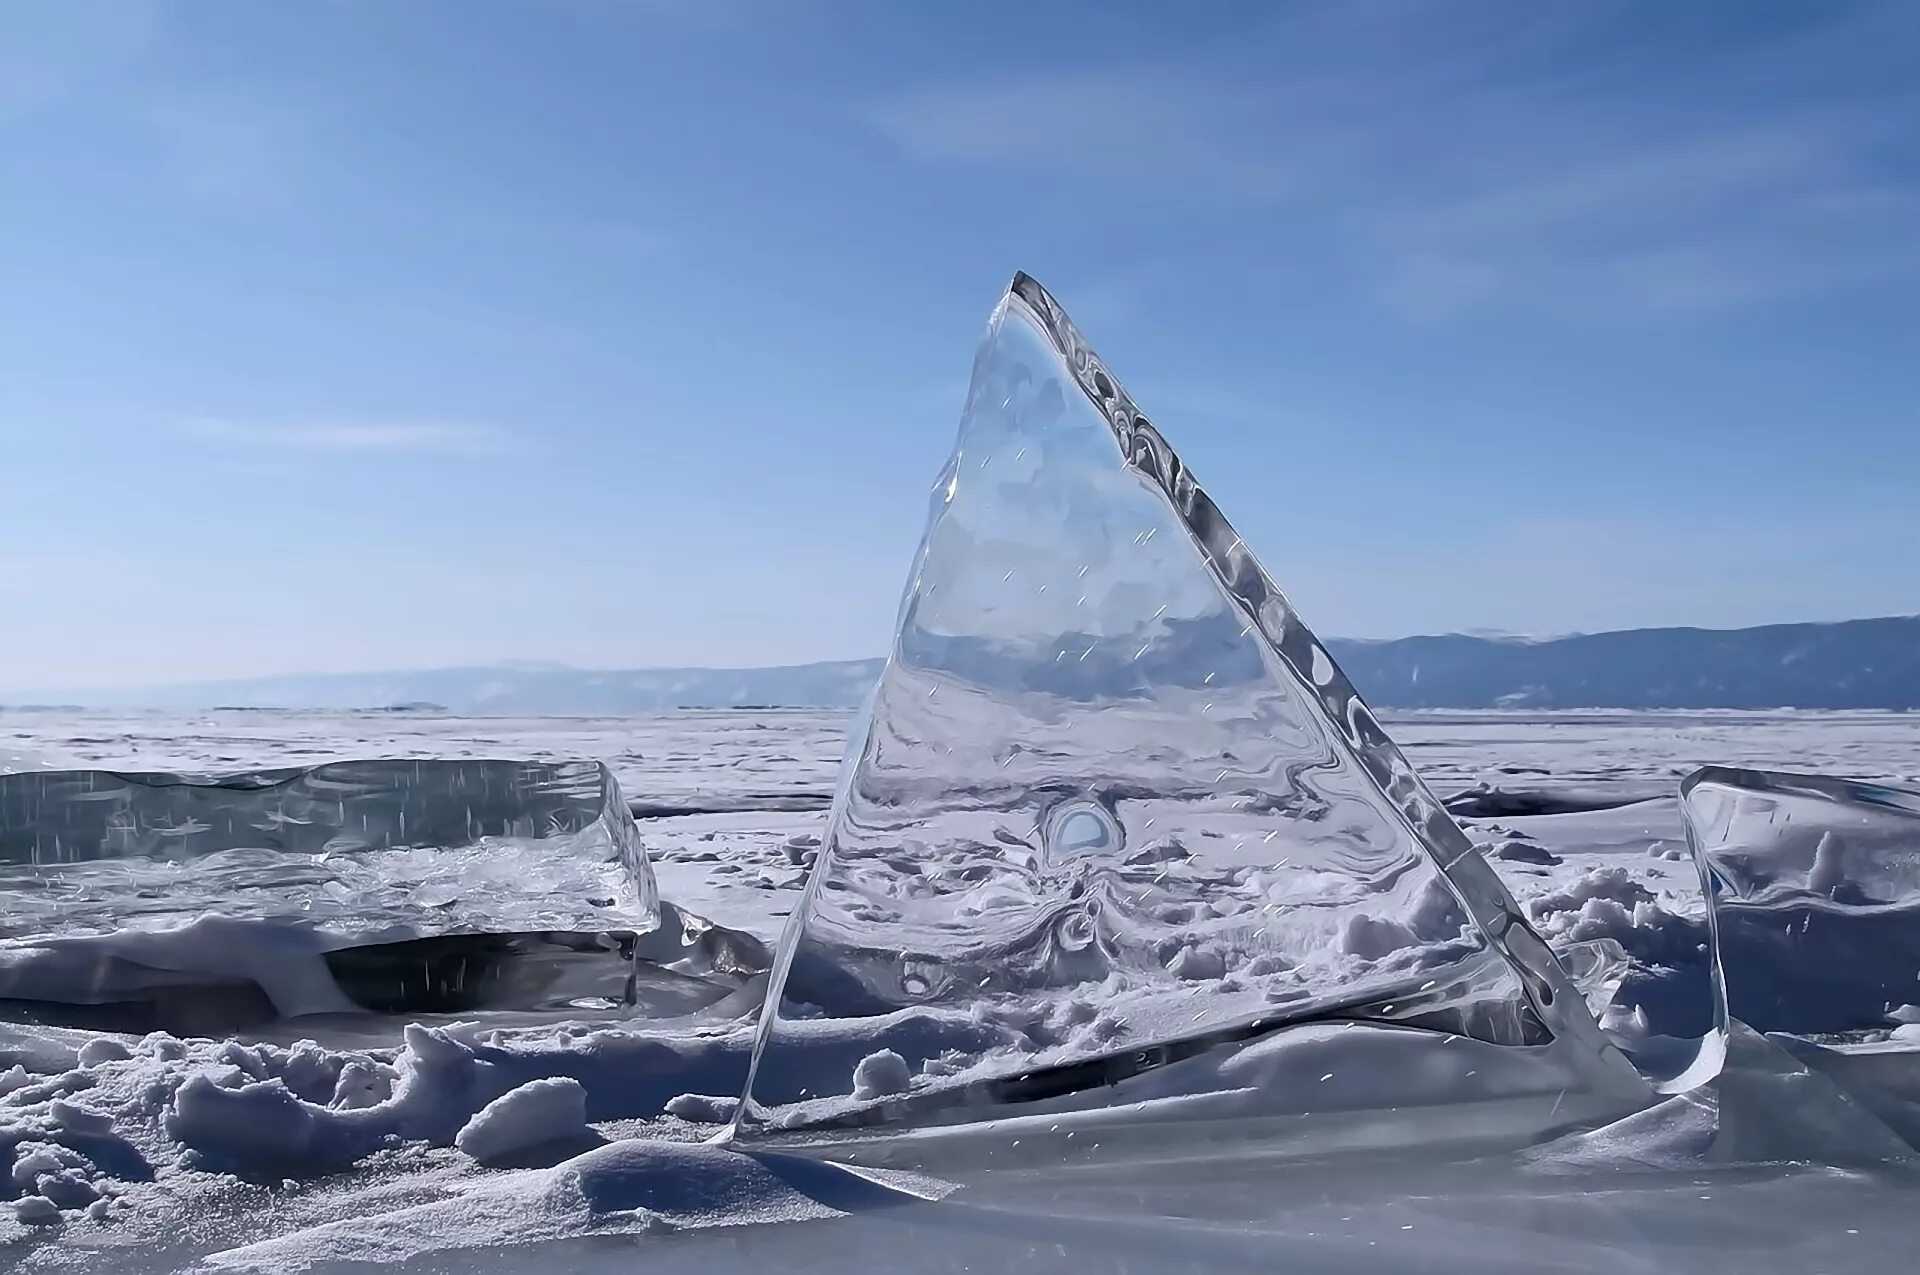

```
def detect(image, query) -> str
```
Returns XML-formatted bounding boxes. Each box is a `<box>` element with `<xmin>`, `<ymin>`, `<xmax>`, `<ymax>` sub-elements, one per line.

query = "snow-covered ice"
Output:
<box><xmin>0</xmin><ymin>705</ymin><xmax>1917</xmax><ymax>1270</ymax></box>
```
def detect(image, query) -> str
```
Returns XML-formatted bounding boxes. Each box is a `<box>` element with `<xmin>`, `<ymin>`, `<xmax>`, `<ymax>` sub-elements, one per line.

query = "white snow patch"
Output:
<box><xmin>851</xmin><ymin>1049</ymin><xmax>913</xmax><ymax>1100</ymax></box>
<box><xmin>662</xmin><ymin>1092</ymin><xmax>739</xmax><ymax>1123</ymax></box>
<box><xmin>455</xmin><ymin>1077</ymin><xmax>595</xmax><ymax>1167</ymax></box>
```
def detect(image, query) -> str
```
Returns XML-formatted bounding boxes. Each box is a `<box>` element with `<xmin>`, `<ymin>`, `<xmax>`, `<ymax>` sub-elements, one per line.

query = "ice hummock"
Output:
<box><xmin>732</xmin><ymin>273</ymin><xmax>1645</xmax><ymax>1146</ymax></box>
<box><xmin>0</xmin><ymin>758</ymin><xmax>675</xmax><ymax>1032</ymax></box>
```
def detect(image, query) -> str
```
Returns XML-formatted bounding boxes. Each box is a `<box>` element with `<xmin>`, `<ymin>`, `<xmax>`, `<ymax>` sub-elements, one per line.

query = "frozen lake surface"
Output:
<box><xmin>0</xmin><ymin>708</ymin><xmax>1916</xmax><ymax>1272</ymax></box>
<box><xmin>10</xmin><ymin>706</ymin><xmax>1920</xmax><ymax>798</ymax></box>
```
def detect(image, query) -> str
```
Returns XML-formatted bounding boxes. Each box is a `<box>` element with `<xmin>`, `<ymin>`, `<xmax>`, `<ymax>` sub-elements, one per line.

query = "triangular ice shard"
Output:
<box><xmin>734</xmin><ymin>274</ymin><xmax>1640</xmax><ymax>1147</ymax></box>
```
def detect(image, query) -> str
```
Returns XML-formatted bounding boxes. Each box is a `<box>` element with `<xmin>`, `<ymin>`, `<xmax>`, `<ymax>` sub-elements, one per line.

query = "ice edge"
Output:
<box><xmin>1005</xmin><ymin>271</ymin><xmax>1631</xmax><ymax>1075</ymax></box>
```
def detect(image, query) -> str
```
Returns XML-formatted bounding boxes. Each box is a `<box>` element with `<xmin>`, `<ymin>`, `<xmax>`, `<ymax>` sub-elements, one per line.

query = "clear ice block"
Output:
<box><xmin>733</xmin><ymin>274</ymin><xmax>1638</xmax><ymax>1144</ymax></box>
<box><xmin>0</xmin><ymin>759</ymin><xmax>664</xmax><ymax>1031</ymax></box>
<box><xmin>1682</xmin><ymin>765</ymin><xmax>1920</xmax><ymax>1038</ymax></box>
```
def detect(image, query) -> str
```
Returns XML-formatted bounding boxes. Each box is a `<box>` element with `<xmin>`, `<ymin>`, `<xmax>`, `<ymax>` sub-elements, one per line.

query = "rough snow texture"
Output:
<box><xmin>0</xmin><ymin>1004</ymin><xmax>1018</xmax><ymax>1243</ymax></box>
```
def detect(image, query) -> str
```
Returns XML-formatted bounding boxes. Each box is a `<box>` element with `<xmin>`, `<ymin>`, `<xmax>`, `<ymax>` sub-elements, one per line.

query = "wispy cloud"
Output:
<box><xmin>0</xmin><ymin>4</ymin><xmax>159</xmax><ymax>123</ymax></box>
<box><xmin>868</xmin><ymin>5</ymin><xmax>1920</xmax><ymax>320</ymax></box>
<box><xmin>868</xmin><ymin>71</ymin><xmax>1304</xmax><ymax>199</ymax></box>
<box><xmin>176</xmin><ymin>418</ymin><xmax>519</xmax><ymax>456</ymax></box>
<box><xmin>134</xmin><ymin>88</ymin><xmax>324</xmax><ymax>207</ymax></box>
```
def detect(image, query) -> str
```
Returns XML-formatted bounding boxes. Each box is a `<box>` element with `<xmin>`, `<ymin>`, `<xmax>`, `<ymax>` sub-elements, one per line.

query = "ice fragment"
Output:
<box><xmin>734</xmin><ymin>273</ymin><xmax>1640</xmax><ymax>1146</ymax></box>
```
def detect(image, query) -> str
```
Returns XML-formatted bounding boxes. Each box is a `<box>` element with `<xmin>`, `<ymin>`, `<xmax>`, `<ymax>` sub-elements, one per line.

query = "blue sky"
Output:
<box><xmin>3</xmin><ymin>2</ymin><xmax>1916</xmax><ymax>690</ymax></box>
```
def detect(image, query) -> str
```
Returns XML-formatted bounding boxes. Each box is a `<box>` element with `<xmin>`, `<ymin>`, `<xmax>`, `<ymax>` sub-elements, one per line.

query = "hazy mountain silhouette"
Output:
<box><xmin>10</xmin><ymin>617</ymin><xmax>1916</xmax><ymax>712</ymax></box>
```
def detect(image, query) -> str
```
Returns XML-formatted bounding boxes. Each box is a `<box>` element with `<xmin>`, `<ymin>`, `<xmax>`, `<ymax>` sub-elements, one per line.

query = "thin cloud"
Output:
<box><xmin>0</xmin><ymin>4</ymin><xmax>160</xmax><ymax>122</ymax></box>
<box><xmin>867</xmin><ymin>5</ymin><xmax>1920</xmax><ymax>320</ymax></box>
<box><xmin>176</xmin><ymin>418</ymin><xmax>519</xmax><ymax>456</ymax></box>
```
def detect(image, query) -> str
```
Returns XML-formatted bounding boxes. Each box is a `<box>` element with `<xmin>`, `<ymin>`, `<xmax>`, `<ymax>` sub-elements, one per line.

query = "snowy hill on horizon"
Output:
<box><xmin>8</xmin><ymin>616</ymin><xmax>1918</xmax><ymax>713</ymax></box>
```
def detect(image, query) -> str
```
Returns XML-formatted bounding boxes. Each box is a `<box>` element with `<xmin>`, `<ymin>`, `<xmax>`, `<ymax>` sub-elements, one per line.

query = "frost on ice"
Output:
<box><xmin>733</xmin><ymin>273</ymin><xmax>1647</xmax><ymax>1144</ymax></box>
<box><xmin>0</xmin><ymin>759</ymin><xmax>665</xmax><ymax>1030</ymax></box>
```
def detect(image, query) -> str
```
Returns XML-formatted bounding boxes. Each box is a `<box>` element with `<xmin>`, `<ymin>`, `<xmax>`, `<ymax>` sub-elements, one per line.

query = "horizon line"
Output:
<box><xmin>5</xmin><ymin>612</ymin><xmax>1915</xmax><ymax>700</ymax></box>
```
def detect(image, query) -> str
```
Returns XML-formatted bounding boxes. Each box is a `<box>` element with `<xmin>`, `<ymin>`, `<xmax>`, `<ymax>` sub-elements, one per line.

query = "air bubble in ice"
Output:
<box><xmin>1044</xmin><ymin>801</ymin><xmax>1121</xmax><ymax>860</ymax></box>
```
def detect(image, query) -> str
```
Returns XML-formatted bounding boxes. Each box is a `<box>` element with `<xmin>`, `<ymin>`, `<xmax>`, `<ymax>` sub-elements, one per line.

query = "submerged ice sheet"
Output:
<box><xmin>1683</xmin><ymin>766</ymin><xmax>1920</xmax><ymax>1037</ymax></box>
<box><xmin>734</xmin><ymin>274</ymin><xmax>1639</xmax><ymax>1142</ymax></box>
<box><xmin>0</xmin><ymin>760</ymin><xmax>661</xmax><ymax>1030</ymax></box>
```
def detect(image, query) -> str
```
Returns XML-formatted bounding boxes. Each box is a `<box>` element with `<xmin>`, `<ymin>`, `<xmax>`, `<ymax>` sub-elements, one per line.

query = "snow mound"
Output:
<box><xmin>456</xmin><ymin>1077</ymin><xmax>600</xmax><ymax>1167</ymax></box>
<box><xmin>0</xmin><ymin>998</ymin><xmax>1023</xmax><ymax>1233</ymax></box>
<box><xmin>204</xmin><ymin>1140</ymin><xmax>950</xmax><ymax>1269</ymax></box>
<box><xmin>851</xmin><ymin>1050</ymin><xmax>912</xmax><ymax>1101</ymax></box>
<box><xmin>662</xmin><ymin>1093</ymin><xmax>740</xmax><ymax>1124</ymax></box>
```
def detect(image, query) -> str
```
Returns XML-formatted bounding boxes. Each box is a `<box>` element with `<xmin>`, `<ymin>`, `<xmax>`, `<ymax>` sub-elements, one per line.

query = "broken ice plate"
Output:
<box><xmin>0</xmin><ymin>759</ymin><xmax>763</xmax><ymax>1036</ymax></box>
<box><xmin>1682</xmin><ymin>765</ymin><xmax>1920</xmax><ymax>1039</ymax></box>
<box><xmin>731</xmin><ymin>273</ymin><xmax>1652</xmax><ymax>1154</ymax></box>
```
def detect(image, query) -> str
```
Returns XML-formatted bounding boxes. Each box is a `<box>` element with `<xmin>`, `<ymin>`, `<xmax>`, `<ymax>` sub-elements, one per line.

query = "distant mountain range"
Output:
<box><xmin>1329</xmin><ymin>616</ymin><xmax>1920</xmax><ymax>710</ymax></box>
<box><xmin>7</xmin><ymin>617</ymin><xmax>1916</xmax><ymax>713</ymax></box>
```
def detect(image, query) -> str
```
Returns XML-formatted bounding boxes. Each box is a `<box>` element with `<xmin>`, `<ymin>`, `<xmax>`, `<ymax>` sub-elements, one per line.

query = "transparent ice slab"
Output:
<box><xmin>733</xmin><ymin>274</ymin><xmax>1642</xmax><ymax>1144</ymax></box>
<box><xmin>1682</xmin><ymin>766</ymin><xmax>1920</xmax><ymax>1038</ymax></box>
<box><xmin>0</xmin><ymin>759</ymin><xmax>665</xmax><ymax>1031</ymax></box>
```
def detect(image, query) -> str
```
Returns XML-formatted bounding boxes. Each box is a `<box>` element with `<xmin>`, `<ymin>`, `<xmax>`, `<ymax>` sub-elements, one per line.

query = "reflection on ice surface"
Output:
<box><xmin>734</xmin><ymin>275</ymin><xmax>1645</xmax><ymax>1144</ymax></box>
<box><xmin>0</xmin><ymin>759</ymin><xmax>678</xmax><ymax>1032</ymax></box>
